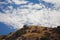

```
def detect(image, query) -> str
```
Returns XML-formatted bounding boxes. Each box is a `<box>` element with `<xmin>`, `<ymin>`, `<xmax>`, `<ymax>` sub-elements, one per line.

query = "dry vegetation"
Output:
<box><xmin>0</xmin><ymin>25</ymin><xmax>60</xmax><ymax>40</ymax></box>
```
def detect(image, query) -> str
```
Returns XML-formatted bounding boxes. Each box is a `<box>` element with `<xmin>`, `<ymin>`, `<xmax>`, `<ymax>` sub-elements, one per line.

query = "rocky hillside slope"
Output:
<box><xmin>0</xmin><ymin>25</ymin><xmax>60</xmax><ymax>40</ymax></box>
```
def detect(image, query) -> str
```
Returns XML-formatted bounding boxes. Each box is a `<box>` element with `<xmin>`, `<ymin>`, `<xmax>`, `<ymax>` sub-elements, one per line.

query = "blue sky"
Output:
<box><xmin>0</xmin><ymin>0</ymin><xmax>60</xmax><ymax>35</ymax></box>
<box><xmin>0</xmin><ymin>0</ymin><xmax>54</xmax><ymax>13</ymax></box>
<box><xmin>0</xmin><ymin>22</ymin><xmax>15</xmax><ymax>35</ymax></box>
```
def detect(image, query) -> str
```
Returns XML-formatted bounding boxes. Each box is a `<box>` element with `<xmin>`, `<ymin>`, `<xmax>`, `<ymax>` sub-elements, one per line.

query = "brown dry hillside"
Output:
<box><xmin>0</xmin><ymin>25</ymin><xmax>60</xmax><ymax>40</ymax></box>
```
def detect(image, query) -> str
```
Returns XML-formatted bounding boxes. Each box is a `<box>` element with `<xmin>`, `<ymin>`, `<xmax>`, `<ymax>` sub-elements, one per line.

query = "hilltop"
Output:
<box><xmin>0</xmin><ymin>25</ymin><xmax>60</xmax><ymax>40</ymax></box>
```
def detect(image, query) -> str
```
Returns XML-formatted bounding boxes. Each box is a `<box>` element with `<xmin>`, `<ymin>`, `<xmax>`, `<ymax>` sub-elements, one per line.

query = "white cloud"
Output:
<box><xmin>40</xmin><ymin>0</ymin><xmax>60</xmax><ymax>10</ymax></box>
<box><xmin>42</xmin><ymin>0</ymin><xmax>60</xmax><ymax>4</ymax></box>
<box><xmin>12</xmin><ymin>0</ymin><xmax>28</xmax><ymax>4</ymax></box>
<box><xmin>40</xmin><ymin>0</ymin><xmax>60</xmax><ymax>13</ymax></box>
<box><xmin>0</xmin><ymin>0</ymin><xmax>60</xmax><ymax>29</ymax></box>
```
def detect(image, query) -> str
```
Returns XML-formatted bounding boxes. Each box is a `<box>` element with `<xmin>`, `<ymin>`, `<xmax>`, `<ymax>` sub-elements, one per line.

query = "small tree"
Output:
<box><xmin>57</xmin><ymin>26</ymin><xmax>60</xmax><ymax>34</ymax></box>
<box><xmin>23</xmin><ymin>25</ymin><xmax>29</xmax><ymax>29</ymax></box>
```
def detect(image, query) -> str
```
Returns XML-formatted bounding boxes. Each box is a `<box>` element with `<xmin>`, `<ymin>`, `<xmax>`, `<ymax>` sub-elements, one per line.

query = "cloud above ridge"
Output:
<box><xmin>0</xmin><ymin>0</ymin><xmax>60</xmax><ymax>29</ymax></box>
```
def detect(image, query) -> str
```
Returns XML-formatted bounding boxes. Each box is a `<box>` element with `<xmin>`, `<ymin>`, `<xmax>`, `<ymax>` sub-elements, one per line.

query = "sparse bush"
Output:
<box><xmin>40</xmin><ymin>37</ymin><xmax>49</xmax><ymax>40</ymax></box>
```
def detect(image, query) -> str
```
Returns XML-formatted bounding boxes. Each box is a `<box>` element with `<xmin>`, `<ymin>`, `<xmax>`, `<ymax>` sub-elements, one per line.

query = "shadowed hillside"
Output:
<box><xmin>0</xmin><ymin>25</ymin><xmax>60</xmax><ymax>40</ymax></box>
